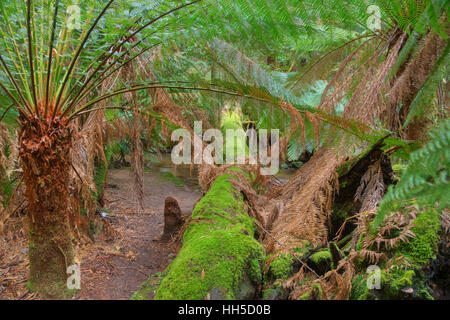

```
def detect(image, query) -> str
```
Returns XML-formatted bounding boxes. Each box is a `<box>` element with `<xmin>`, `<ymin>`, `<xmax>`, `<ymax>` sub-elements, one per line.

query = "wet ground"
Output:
<box><xmin>77</xmin><ymin>167</ymin><xmax>202</xmax><ymax>300</ymax></box>
<box><xmin>0</xmin><ymin>163</ymin><xmax>202</xmax><ymax>300</ymax></box>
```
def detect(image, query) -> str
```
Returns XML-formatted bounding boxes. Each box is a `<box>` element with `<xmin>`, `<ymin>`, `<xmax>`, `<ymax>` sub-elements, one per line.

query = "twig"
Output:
<box><xmin>334</xmin><ymin>212</ymin><xmax>365</xmax><ymax>242</ymax></box>
<box><xmin>210</xmin><ymin>210</ymin><xmax>235</xmax><ymax>222</ymax></box>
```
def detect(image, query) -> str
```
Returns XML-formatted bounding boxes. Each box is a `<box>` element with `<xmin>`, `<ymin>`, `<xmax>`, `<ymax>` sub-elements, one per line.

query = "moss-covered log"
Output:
<box><xmin>135</xmin><ymin>170</ymin><xmax>265</xmax><ymax>300</ymax></box>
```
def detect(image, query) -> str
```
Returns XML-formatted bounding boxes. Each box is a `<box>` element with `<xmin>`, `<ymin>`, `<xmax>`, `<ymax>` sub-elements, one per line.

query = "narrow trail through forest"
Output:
<box><xmin>0</xmin><ymin>162</ymin><xmax>294</xmax><ymax>300</ymax></box>
<box><xmin>77</xmin><ymin>168</ymin><xmax>202</xmax><ymax>300</ymax></box>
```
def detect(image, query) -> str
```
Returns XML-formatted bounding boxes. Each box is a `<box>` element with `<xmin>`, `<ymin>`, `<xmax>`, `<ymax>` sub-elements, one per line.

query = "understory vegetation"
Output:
<box><xmin>0</xmin><ymin>0</ymin><xmax>448</xmax><ymax>300</ymax></box>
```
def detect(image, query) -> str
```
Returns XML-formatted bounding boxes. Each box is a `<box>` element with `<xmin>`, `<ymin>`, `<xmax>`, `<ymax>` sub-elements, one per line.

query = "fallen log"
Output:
<box><xmin>151</xmin><ymin>170</ymin><xmax>265</xmax><ymax>300</ymax></box>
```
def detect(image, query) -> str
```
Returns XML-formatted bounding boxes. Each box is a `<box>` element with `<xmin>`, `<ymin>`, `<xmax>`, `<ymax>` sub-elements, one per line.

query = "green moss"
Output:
<box><xmin>27</xmin><ymin>280</ymin><xmax>77</xmax><ymax>299</ymax></box>
<box><xmin>299</xmin><ymin>283</ymin><xmax>323</xmax><ymax>300</ymax></box>
<box><xmin>392</xmin><ymin>270</ymin><xmax>415</xmax><ymax>288</ymax></box>
<box><xmin>268</xmin><ymin>254</ymin><xmax>294</xmax><ymax>280</ymax></box>
<box><xmin>350</xmin><ymin>274</ymin><xmax>369</xmax><ymax>300</ymax></box>
<box><xmin>131</xmin><ymin>272</ymin><xmax>166</xmax><ymax>300</ymax></box>
<box><xmin>399</xmin><ymin>209</ymin><xmax>440</xmax><ymax>267</ymax></box>
<box><xmin>159</xmin><ymin>171</ymin><xmax>185</xmax><ymax>187</ymax></box>
<box><xmin>248</xmin><ymin>258</ymin><xmax>263</xmax><ymax>285</ymax></box>
<box><xmin>263</xmin><ymin>282</ymin><xmax>289</xmax><ymax>300</ymax></box>
<box><xmin>154</xmin><ymin>172</ymin><xmax>265</xmax><ymax>300</ymax></box>
<box><xmin>356</xmin><ymin>233</ymin><xmax>364</xmax><ymax>251</ymax></box>
<box><xmin>310</xmin><ymin>249</ymin><xmax>332</xmax><ymax>264</ymax></box>
<box><xmin>352</xmin><ymin>209</ymin><xmax>441</xmax><ymax>300</ymax></box>
<box><xmin>155</xmin><ymin>226</ymin><xmax>264</xmax><ymax>299</ymax></box>
<box><xmin>292</xmin><ymin>241</ymin><xmax>313</xmax><ymax>257</ymax></box>
<box><xmin>380</xmin><ymin>269</ymin><xmax>433</xmax><ymax>300</ymax></box>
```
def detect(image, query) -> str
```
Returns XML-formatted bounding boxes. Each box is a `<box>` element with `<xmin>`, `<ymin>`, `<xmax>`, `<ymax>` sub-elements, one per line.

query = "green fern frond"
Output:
<box><xmin>373</xmin><ymin>118</ymin><xmax>450</xmax><ymax>230</ymax></box>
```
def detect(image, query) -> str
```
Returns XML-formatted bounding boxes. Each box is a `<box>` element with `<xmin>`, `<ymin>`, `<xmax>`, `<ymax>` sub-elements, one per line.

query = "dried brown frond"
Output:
<box><xmin>70</xmin><ymin>110</ymin><xmax>107</xmax><ymax>242</ymax></box>
<box><xmin>319</xmin><ymin>38</ymin><xmax>376</xmax><ymax>110</ymax></box>
<box><xmin>346</xmin><ymin>32</ymin><xmax>407</xmax><ymax>125</ymax></box>
<box><xmin>289</xmin><ymin>258</ymin><xmax>355</xmax><ymax>300</ymax></box>
<box><xmin>290</xmin><ymin>36</ymin><xmax>367</xmax><ymax>96</ymax></box>
<box><xmin>0</xmin><ymin>124</ymin><xmax>20</xmax><ymax>233</ymax></box>
<box><xmin>353</xmin><ymin>209</ymin><xmax>416</xmax><ymax>264</ymax></box>
<box><xmin>384</xmin><ymin>31</ymin><xmax>447</xmax><ymax>138</ymax></box>
<box><xmin>441</xmin><ymin>209</ymin><xmax>450</xmax><ymax>235</ymax></box>
<box><xmin>354</xmin><ymin>159</ymin><xmax>386</xmax><ymax>212</ymax></box>
<box><xmin>69</xmin><ymin>72</ymin><xmax>119</xmax><ymax>241</ymax></box>
<box><xmin>316</xmin><ymin>31</ymin><xmax>407</xmax><ymax>154</ymax></box>
<box><xmin>136</xmin><ymin>56</ymin><xmax>195</xmax><ymax>134</ymax></box>
<box><xmin>0</xmin><ymin>124</ymin><xmax>18</xmax><ymax>179</ymax></box>
<box><xmin>318</xmin><ymin>36</ymin><xmax>383</xmax><ymax>115</ymax></box>
<box><xmin>265</xmin><ymin>148</ymin><xmax>342</xmax><ymax>252</ymax></box>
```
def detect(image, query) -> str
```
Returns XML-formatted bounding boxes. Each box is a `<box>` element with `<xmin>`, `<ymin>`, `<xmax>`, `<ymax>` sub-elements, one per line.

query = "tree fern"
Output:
<box><xmin>404</xmin><ymin>41</ymin><xmax>449</xmax><ymax>126</ymax></box>
<box><xmin>373</xmin><ymin>118</ymin><xmax>450</xmax><ymax>229</ymax></box>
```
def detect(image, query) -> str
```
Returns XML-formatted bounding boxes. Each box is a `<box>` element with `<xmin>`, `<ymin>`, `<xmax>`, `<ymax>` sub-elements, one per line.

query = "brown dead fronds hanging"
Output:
<box><xmin>0</xmin><ymin>124</ymin><xmax>18</xmax><ymax>179</ymax></box>
<box><xmin>69</xmin><ymin>73</ymin><xmax>119</xmax><ymax>240</ymax></box>
<box><xmin>121</xmin><ymin>60</ymin><xmax>145</xmax><ymax>214</ymax></box>
<box><xmin>136</xmin><ymin>55</ymin><xmax>196</xmax><ymax>134</ymax></box>
<box><xmin>0</xmin><ymin>124</ymin><xmax>19</xmax><ymax>233</ymax></box>
<box><xmin>265</xmin><ymin>148</ymin><xmax>342</xmax><ymax>252</ymax></box>
<box><xmin>345</xmin><ymin>31</ymin><xmax>407</xmax><ymax>126</ymax></box>
<box><xmin>319</xmin><ymin>37</ymin><xmax>376</xmax><ymax>112</ymax></box>
<box><xmin>277</xmin><ymin>100</ymin><xmax>323</xmax><ymax>164</ymax></box>
<box><xmin>70</xmin><ymin>114</ymin><xmax>100</xmax><ymax>242</ymax></box>
<box><xmin>384</xmin><ymin>31</ymin><xmax>447</xmax><ymax>138</ymax></box>
<box><xmin>316</xmin><ymin>31</ymin><xmax>406</xmax><ymax>150</ymax></box>
<box><xmin>318</xmin><ymin>36</ymin><xmax>383</xmax><ymax>116</ymax></box>
<box><xmin>289</xmin><ymin>35</ymin><xmax>372</xmax><ymax>96</ymax></box>
<box><xmin>263</xmin><ymin>34</ymin><xmax>405</xmax><ymax>255</ymax></box>
<box><xmin>262</xmin><ymin>30</ymin><xmax>406</xmax><ymax>260</ymax></box>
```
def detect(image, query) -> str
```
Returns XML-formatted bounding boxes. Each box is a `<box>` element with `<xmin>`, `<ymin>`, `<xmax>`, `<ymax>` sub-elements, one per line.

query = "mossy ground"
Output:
<box><xmin>350</xmin><ymin>208</ymin><xmax>441</xmax><ymax>300</ymax></box>
<box><xmin>158</xmin><ymin>171</ymin><xmax>185</xmax><ymax>188</ymax></box>
<box><xmin>399</xmin><ymin>209</ymin><xmax>440</xmax><ymax>267</ymax></box>
<box><xmin>131</xmin><ymin>272</ymin><xmax>166</xmax><ymax>300</ymax></box>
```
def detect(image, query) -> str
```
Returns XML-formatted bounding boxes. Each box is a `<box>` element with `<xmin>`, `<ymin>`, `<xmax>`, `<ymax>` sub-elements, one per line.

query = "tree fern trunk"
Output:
<box><xmin>19</xmin><ymin>115</ymin><xmax>75</xmax><ymax>298</ymax></box>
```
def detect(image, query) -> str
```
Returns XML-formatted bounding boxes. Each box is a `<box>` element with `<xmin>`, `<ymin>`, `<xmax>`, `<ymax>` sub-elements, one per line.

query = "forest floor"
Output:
<box><xmin>0</xmin><ymin>168</ymin><xmax>202</xmax><ymax>300</ymax></box>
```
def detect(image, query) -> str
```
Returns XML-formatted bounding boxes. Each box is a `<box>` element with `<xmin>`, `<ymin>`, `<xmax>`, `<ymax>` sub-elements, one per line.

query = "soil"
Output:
<box><xmin>0</xmin><ymin>168</ymin><xmax>202</xmax><ymax>300</ymax></box>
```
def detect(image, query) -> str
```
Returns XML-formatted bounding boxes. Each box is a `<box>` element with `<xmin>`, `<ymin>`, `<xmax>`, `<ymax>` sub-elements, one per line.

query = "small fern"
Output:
<box><xmin>373</xmin><ymin>118</ymin><xmax>450</xmax><ymax>229</ymax></box>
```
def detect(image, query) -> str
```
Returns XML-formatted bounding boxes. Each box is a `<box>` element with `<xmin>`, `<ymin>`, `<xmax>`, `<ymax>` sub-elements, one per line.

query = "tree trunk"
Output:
<box><xmin>19</xmin><ymin>115</ymin><xmax>75</xmax><ymax>298</ymax></box>
<box><xmin>161</xmin><ymin>196</ymin><xmax>183</xmax><ymax>241</ymax></box>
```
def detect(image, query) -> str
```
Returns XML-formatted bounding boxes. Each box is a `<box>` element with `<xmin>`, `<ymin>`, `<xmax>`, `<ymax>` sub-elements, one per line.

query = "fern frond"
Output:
<box><xmin>373</xmin><ymin>118</ymin><xmax>450</xmax><ymax>229</ymax></box>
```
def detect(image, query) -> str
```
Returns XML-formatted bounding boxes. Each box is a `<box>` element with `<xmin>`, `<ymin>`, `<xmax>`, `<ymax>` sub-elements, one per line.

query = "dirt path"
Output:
<box><xmin>77</xmin><ymin>168</ymin><xmax>201</xmax><ymax>300</ymax></box>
